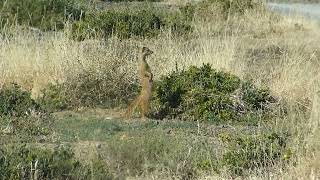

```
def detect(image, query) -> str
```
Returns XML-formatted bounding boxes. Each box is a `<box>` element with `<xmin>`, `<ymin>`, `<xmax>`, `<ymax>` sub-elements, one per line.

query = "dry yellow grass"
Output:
<box><xmin>0</xmin><ymin>5</ymin><xmax>319</xmax><ymax>179</ymax></box>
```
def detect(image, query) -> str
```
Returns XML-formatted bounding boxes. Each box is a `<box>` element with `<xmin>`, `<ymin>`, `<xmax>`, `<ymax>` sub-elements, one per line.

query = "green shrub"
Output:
<box><xmin>153</xmin><ymin>64</ymin><xmax>276</xmax><ymax>123</ymax></box>
<box><xmin>0</xmin><ymin>83</ymin><xmax>41</xmax><ymax>117</ymax></box>
<box><xmin>0</xmin><ymin>0</ymin><xmax>85</xmax><ymax>30</ymax></box>
<box><xmin>221</xmin><ymin>132</ymin><xmax>290</xmax><ymax>176</ymax></box>
<box><xmin>71</xmin><ymin>7</ymin><xmax>192</xmax><ymax>40</ymax></box>
<box><xmin>38</xmin><ymin>84</ymin><xmax>68</xmax><ymax>112</ymax></box>
<box><xmin>0</xmin><ymin>144</ymin><xmax>112</xmax><ymax>179</ymax></box>
<box><xmin>72</xmin><ymin>9</ymin><xmax>162</xmax><ymax>40</ymax></box>
<box><xmin>241</xmin><ymin>81</ymin><xmax>275</xmax><ymax>110</ymax></box>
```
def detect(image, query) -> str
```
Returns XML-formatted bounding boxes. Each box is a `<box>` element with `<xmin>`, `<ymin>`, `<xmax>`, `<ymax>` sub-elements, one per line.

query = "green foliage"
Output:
<box><xmin>71</xmin><ymin>7</ymin><xmax>192</xmax><ymax>40</ymax></box>
<box><xmin>0</xmin><ymin>0</ymin><xmax>85</xmax><ymax>30</ymax></box>
<box><xmin>153</xmin><ymin>64</ymin><xmax>276</xmax><ymax>123</ymax></box>
<box><xmin>221</xmin><ymin>132</ymin><xmax>290</xmax><ymax>175</ymax></box>
<box><xmin>241</xmin><ymin>81</ymin><xmax>275</xmax><ymax>110</ymax></box>
<box><xmin>72</xmin><ymin>9</ymin><xmax>161</xmax><ymax>40</ymax></box>
<box><xmin>0</xmin><ymin>84</ymin><xmax>41</xmax><ymax>117</ymax></box>
<box><xmin>0</xmin><ymin>144</ymin><xmax>112</xmax><ymax>180</ymax></box>
<box><xmin>38</xmin><ymin>84</ymin><xmax>68</xmax><ymax>112</ymax></box>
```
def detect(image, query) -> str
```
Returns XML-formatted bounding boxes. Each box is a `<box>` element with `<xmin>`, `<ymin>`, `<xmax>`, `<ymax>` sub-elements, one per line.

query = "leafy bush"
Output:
<box><xmin>221</xmin><ymin>132</ymin><xmax>290</xmax><ymax>175</ymax></box>
<box><xmin>38</xmin><ymin>84</ymin><xmax>68</xmax><ymax>112</ymax></box>
<box><xmin>153</xmin><ymin>64</ymin><xmax>276</xmax><ymax>123</ymax></box>
<box><xmin>0</xmin><ymin>83</ymin><xmax>41</xmax><ymax>117</ymax></box>
<box><xmin>71</xmin><ymin>7</ymin><xmax>193</xmax><ymax>40</ymax></box>
<box><xmin>0</xmin><ymin>0</ymin><xmax>85</xmax><ymax>30</ymax></box>
<box><xmin>0</xmin><ymin>144</ymin><xmax>112</xmax><ymax>179</ymax></box>
<box><xmin>241</xmin><ymin>81</ymin><xmax>275</xmax><ymax>110</ymax></box>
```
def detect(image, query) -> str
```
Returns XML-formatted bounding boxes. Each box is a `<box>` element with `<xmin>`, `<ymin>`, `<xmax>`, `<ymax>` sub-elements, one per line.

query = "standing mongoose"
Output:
<box><xmin>125</xmin><ymin>47</ymin><xmax>154</xmax><ymax>119</ymax></box>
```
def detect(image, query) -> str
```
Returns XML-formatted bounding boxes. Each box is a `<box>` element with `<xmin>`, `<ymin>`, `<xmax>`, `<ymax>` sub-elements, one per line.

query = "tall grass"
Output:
<box><xmin>0</xmin><ymin>1</ymin><xmax>319</xmax><ymax>178</ymax></box>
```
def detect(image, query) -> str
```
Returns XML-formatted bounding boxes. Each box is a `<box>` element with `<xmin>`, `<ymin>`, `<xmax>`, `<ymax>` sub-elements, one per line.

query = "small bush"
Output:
<box><xmin>0</xmin><ymin>144</ymin><xmax>112</xmax><ymax>179</ymax></box>
<box><xmin>153</xmin><ymin>64</ymin><xmax>276</xmax><ymax>123</ymax></box>
<box><xmin>38</xmin><ymin>84</ymin><xmax>68</xmax><ymax>112</ymax></box>
<box><xmin>0</xmin><ymin>0</ymin><xmax>85</xmax><ymax>30</ymax></box>
<box><xmin>0</xmin><ymin>83</ymin><xmax>41</xmax><ymax>117</ymax></box>
<box><xmin>221</xmin><ymin>132</ymin><xmax>290</xmax><ymax>176</ymax></box>
<box><xmin>241</xmin><ymin>81</ymin><xmax>275</xmax><ymax>110</ymax></box>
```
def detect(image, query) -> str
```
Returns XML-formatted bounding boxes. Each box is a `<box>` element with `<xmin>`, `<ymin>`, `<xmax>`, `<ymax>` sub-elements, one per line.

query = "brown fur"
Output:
<box><xmin>126</xmin><ymin>47</ymin><xmax>154</xmax><ymax>119</ymax></box>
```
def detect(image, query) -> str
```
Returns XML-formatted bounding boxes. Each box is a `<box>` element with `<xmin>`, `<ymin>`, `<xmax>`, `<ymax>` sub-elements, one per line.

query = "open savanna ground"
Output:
<box><xmin>0</xmin><ymin>0</ymin><xmax>319</xmax><ymax>179</ymax></box>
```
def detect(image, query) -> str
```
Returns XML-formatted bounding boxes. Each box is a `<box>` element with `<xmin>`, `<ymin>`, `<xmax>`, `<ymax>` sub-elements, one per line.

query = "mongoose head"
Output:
<box><xmin>142</xmin><ymin>47</ymin><xmax>153</xmax><ymax>56</ymax></box>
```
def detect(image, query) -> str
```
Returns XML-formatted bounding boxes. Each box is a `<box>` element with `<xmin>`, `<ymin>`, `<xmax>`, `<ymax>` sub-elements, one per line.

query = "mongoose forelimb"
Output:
<box><xmin>125</xmin><ymin>47</ymin><xmax>154</xmax><ymax>120</ymax></box>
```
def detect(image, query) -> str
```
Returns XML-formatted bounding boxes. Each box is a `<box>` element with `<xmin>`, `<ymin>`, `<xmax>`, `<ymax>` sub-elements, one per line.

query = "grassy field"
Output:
<box><xmin>0</xmin><ymin>0</ymin><xmax>319</xmax><ymax>179</ymax></box>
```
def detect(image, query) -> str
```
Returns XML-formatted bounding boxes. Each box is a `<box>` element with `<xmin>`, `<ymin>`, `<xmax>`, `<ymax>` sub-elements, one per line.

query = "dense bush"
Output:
<box><xmin>0</xmin><ymin>144</ymin><xmax>111</xmax><ymax>179</ymax></box>
<box><xmin>0</xmin><ymin>0</ymin><xmax>85</xmax><ymax>30</ymax></box>
<box><xmin>0</xmin><ymin>84</ymin><xmax>41</xmax><ymax>117</ymax></box>
<box><xmin>71</xmin><ymin>7</ymin><xmax>193</xmax><ymax>40</ymax></box>
<box><xmin>241</xmin><ymin>81</ymin><xmax>275</xmax><ymax>110</ymax></box>
<box><xmin>153</xmin><ymin>64</ymin><xmax>276</xmax><ymax>123</ymax></box>
<box><xmin>220</xmin><ymin>131</ymin><xmax>291</xmax><ymax>175</ymax></box>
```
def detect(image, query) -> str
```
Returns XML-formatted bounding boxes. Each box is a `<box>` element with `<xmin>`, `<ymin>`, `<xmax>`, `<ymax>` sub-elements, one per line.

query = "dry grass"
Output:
<box><xmin>0</xmin><ymin>3</ymin><xmax>319</xmax><ymax>178</ymax></box>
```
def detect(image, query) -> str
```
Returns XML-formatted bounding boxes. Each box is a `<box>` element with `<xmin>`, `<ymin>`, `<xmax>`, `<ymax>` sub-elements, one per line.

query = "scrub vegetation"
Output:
<box><xmin>0</xmin><ymin>0</ymin><xmax>319</xmax><ymax>179</ymax></box>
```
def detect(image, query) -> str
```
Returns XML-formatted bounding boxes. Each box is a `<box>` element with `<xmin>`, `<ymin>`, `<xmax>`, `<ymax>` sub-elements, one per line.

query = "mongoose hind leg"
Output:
<box><xmin>125</xmin><ymin>96</ymin><xmax>141</xmax><ymax>119</ymax></box>
<box><xmin>140</xmin><ymin>99</ymin><xmax>150</xmax><ymax>119</ymax></box>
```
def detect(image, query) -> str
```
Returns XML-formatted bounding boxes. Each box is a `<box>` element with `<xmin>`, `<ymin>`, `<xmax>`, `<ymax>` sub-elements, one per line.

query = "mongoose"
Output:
<box><xmin>126</xmin><ymin>47</ymin><xmax>154</xmax><ymax>119</ymax></box>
